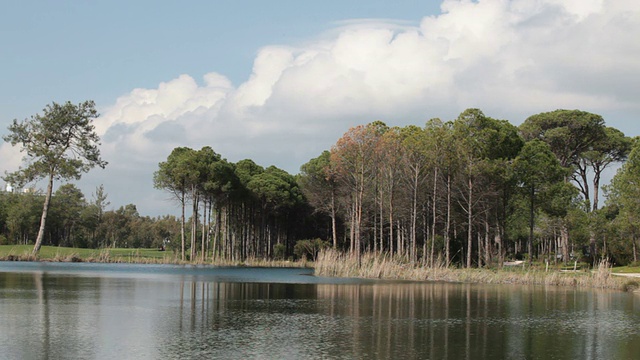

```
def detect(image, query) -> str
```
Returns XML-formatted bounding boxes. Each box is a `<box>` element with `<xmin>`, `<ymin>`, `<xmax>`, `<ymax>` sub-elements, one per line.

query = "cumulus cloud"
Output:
<box><xmin>11</xmin><ymin>0</ymin><xmax>638</xmax><ymax>215</ymax></box>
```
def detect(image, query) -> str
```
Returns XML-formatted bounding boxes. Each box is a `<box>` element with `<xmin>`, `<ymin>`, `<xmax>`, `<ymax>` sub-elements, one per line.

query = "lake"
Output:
<box><xmin>0</xmin><ymin>262</ymin><xmax>639</xmax><ymax>359</ymax></box>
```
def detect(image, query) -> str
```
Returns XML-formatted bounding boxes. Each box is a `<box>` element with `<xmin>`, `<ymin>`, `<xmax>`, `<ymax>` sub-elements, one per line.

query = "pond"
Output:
<box><xmin>1</xmin><ymin>262</ymin><xmax>639</xmax><ymax>359</ymax></box>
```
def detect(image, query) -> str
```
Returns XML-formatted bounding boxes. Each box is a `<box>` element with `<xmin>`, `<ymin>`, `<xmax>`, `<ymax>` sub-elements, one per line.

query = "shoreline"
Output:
<box><xmin>1</xmin><ymin>246</ymin><xmax>639</xmax><ymax>292</ymax></box>
<box><xmin>313</xmin><ymin>249</ymin><xmax>640</xmax><ymax>292</ymax></box>
<box><xmin>0</xmin><ymin>253</ymin><xmax>311</xmax><ymax>268</ymax></box>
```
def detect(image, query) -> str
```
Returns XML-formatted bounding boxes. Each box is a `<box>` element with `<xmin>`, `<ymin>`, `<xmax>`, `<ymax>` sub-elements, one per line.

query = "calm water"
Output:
<box><xmin>0</xmin><ymin>262</ymin><xmax>639</xmax><ymax>360</ymax></box>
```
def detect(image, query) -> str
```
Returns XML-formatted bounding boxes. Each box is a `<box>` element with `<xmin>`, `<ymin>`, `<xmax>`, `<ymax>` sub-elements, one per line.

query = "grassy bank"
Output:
<box><xmin>0</xmin><ymin>245</ymin><xmax>177</xmax><ymax>263</ymax></box>
<box><xmin>0</xmin><ymin>245</ymin><xmax>310</xmax><ymax>267</ymax></box>
<box><xmin>314</xmin><ymin>249</ymin><xmax>636</xmax><ymax>292</ymax></box>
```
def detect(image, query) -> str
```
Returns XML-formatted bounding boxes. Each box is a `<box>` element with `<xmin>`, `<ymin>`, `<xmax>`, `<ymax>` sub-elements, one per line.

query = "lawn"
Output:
<box><xmin>0</xmin><ymin>245</ymin><xmax>176</xmax><ymax>263</ymax></box>
<box><xmin>611</xmin><ymin>265</ymin><xmax>640</xmax><ymax>274</ymax></box>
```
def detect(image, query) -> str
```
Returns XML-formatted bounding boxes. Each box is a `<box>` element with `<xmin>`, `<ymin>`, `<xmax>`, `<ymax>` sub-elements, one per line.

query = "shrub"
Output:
<box><xmin>623</xmin><ymin>280</ymin><xmax>639</xmax><ymax>292</ymax></box>
<box><xmin>273</xmin><ymin>243</ymin><xmax>286</xmax><ymax>260</ymax></box>
<box><xmin>294</xmin><ymin>239</ymin><xmax>329</xmax><ymax>261</ymax></box>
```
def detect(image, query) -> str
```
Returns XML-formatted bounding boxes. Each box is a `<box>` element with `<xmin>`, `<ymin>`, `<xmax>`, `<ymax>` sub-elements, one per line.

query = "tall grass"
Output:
<box><xmin>314</xmin><ymin>249</ymin><xmax>629</xmax><ymax>291</ymax></box>
<box><xmin>206</xmin><ymin>256</ymin><xmax>310</xmax><ymax>268</ymax></box>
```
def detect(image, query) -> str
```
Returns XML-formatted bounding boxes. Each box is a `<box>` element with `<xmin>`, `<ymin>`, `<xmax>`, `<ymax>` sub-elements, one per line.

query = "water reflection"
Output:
<box><xmin>163</xmin><ymin>280</ymin><xmax>640</xmax><ymax>360</ymax></box>
<box><xmin>0</xmin><ymin>266</ymin><xmax>639</xmax><ymax>360</ymax></box>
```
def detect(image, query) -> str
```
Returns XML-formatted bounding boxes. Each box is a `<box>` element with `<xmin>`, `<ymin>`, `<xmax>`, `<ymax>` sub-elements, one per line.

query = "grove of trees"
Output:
<box><xmin>0</xmin><ymin>184</ymin><xmax>179</xmax><ymax>250</ymax></box>
<box><xmin>153</xmin><ymin>146</ymin><xmax>316</xmax><ymax>261</ymax></box>
<box><xmin>299</xmin><ymin>108</ymin><xmax>635</xmax><ymax>267</ymax></box>
<box><xmin>3</xmin><ymin>105</ymin><xmax>638</xmax><ymax>267</ymax></box>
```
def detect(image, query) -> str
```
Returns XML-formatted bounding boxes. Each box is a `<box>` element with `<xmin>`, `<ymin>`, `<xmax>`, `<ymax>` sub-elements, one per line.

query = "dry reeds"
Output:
<box><xmin>207</xmin><ymin>256</ymin><xmax>310</xmax><ymax>268</ymax></box>
<box><xmin>314</xmin><ymin>249</ymin><xmax>629</xmax><ymax>291</ymax></box>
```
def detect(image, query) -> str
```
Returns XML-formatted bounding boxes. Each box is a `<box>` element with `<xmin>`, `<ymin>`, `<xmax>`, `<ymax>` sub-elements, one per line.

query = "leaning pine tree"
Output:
<box><xmin>3</xmin><ymin>100</ymin><xmax>107</xmax><ymax>255</ymax></box>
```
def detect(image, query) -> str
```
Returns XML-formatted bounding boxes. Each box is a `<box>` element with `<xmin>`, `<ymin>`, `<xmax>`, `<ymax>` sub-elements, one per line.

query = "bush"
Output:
<box><xmin>293</xmin><ymin>239</ymin><xmax>329</xmax><ymax>261</ymax></box>
<box><xmin>273</xmin><ymin>243</ymin><xmax>286</xmax><ymax>260</ymax></box>
<box><xmin>623</xmin><ymin>280</ymin><xmax>639</xmax><ymax>292</ymax></box>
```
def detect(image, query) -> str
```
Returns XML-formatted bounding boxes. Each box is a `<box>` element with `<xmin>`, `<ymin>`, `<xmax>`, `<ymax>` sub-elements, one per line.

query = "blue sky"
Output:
<box><xmin>1</xmin><ymin>0</ymin><xmax>639</xmax><ymax>216</ymax></box>
<box><xmin>0</xmin><ymin>1</ymin><xmax>438</xmax><ymax>120</ymax></box>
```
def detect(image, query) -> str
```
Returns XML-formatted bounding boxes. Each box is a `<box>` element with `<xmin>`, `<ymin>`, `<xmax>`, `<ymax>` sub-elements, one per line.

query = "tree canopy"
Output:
<box><xmin>3</xmin><ymin>104</ymin><xmax>638</xmax><ymax>268</ymax></box>
<box><xmin>3</xmin><ymin>100</ymin><xmax>107</xmax><ymax>254</ymax></box>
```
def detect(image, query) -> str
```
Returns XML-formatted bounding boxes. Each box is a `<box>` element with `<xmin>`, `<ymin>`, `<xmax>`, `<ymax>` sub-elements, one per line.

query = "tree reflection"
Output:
<box><xmin>2</xmin><ymin>267</ymin><xmax>637</xmax><ymax>359</ymax></box>
<box><xmin>171</xmin><ymin>280</ymin><xmax>640</xmax><ymax>359</ymax></box>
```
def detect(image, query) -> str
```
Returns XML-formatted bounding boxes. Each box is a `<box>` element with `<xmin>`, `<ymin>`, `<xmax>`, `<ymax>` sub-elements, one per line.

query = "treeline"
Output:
<box><xmin>0</xmin><ymin>185</ymin><xmax>179</xmax><ymax>250</ymax></box>
<box><xmin>302</xmin><ymin>108</ymin><xmax>636</xmax><ymax>267</ymax></box>
<box><xmin>152</xmin><ymin>108</ymin><xmax>637</xmax><ymax>267</ymax></box>
<box><xmin>153</xmin><ymin>147</ymin><xmax>318</xmax><ymax>261</ymax></box>
<box><xmin>3</xmin><ymin>107</ymin><xmax>638</xmax><ymax>267</ymax></box>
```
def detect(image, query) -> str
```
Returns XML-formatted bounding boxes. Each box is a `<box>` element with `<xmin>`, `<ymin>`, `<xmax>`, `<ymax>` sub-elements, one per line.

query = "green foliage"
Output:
<box><xmin>604</xmin><ymin>137</ymin><xmax>640</xmax><ymax>264</ymax></box>
<box><xmin>4</xmin><ymin>104</ymin><xmax>637</xmax><ymax>267</ymax></box>
<box><xmin>294</xmin><ymin>239</ymin><xmax>329</xmax><ymax>260</ymax></box>
<box><xmin>248</xmin><ymin>166</ymin><xmax>303</xmax><ymax>211</ymax></box>
<box><xmin>520</xmin><ymin>109</ymin><xmax>606</xmax><ymax>168</ymax></box>
<box><xmin>0</xmin><ymin>186</ymin><xmax>180</xmax><ymax>251</ymax></box>
<box><xmin>273</xmin><ymin>243</ymin><xmax>286</xmax><ymax>260</ymax></box>
<box><xmin>3</xmin><ymin>101</ymin><xmax>107</xmax><ymax>186</ymax></box>
<box><xmin>153</xmin><ymin>147</ymin><xmax>199</xmax><ymax>199</ymax></box>
<box><xmin>299</xmin><ymin>151</ymin><xmax>334</xmax><ymax>207</ymax></box>
<box><xmin>2</xmin><ymin>100</ymin><xmax>107</xmax><ymax>254</ymax></box>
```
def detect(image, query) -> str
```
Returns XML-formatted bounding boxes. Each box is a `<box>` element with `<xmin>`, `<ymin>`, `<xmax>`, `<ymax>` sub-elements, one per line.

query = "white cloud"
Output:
<box><xmin>0</xmin><ymin>142</ymin><xmax>23</xmax><ymax>181</ymax></box>
<box><xmin>7</xmin><ymin>0</ymin><xmax>639</xmax><ymax>215</ymax></box>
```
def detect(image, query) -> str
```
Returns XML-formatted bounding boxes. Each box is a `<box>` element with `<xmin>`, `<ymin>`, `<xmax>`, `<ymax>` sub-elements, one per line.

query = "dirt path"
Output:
<box><xmin>612</xmin><ymin>273</ymin><xmax>640</xmax><ymax>278</ymax></box>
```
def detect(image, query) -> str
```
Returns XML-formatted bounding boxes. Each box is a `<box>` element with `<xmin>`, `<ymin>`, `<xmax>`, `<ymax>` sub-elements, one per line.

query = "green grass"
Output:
<box><xmin>612</xmin><ymin>265</ymin><xmax>640</xmax><ymax>274</ymax></box>
<box><xmin>0</xmin><ymin>245</ymin><xmax>310</xmax><ymax>267</ymax></box>
<box><xmin>0</xmin><ymin>245</ymin><xmax>176</xmax><ymax>263</ymax></box>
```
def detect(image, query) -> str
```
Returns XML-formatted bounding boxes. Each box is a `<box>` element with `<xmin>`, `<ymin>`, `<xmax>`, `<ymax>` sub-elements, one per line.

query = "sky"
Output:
<box><xmin>1</xmin><ymin>0</ymin><xmax>639</xmax><ymax>217</ymax></box>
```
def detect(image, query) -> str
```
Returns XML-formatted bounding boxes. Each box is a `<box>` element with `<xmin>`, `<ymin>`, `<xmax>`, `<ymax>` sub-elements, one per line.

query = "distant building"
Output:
<box><xmin>3</xmin><ymin>183</ymin><xmax>36</xmax><ymax>194</ymax></box>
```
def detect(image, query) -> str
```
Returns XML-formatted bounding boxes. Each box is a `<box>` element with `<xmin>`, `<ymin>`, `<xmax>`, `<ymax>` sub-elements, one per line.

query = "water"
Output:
<box><xmin>1</xmin><ymin>262</ymin><xmax>639</xmax><ymax>359</ymax></box>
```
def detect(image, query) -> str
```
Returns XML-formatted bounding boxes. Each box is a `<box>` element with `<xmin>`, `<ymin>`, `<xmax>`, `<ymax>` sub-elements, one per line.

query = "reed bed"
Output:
<box><xmin>314</xmin><ymin>249</ymin><xmax>631</xmax><ymax>291</ymax></box>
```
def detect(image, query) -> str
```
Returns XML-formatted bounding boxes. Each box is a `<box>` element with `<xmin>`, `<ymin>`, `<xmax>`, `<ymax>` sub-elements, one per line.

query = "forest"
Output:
<box><xmin>1</xmin><ymin>108</ymin><xmax>638</xmax><ymax>267</ymax></box>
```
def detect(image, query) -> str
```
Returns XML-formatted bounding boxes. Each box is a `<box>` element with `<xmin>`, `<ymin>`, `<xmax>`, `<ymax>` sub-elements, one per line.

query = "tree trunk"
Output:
<box><xmin>561</xmin><ymin>224</ymin><xmax>570</xmax><ymax>264</ymax></box>
<box><xmin>389</xmin><ymin>186</ymin><xmax>394</xmax><ymax>256</ymax></box>
<box><xmin>431</xmin><ymin>167</ymin><xmax>438</xmax><ymax>267</ymax></box>
<box><xmin>477</xmin><ymin>232</ymin><xmax>483</xmax><ymax>268</ymax></box>
<box><xmin>32</xmin><ymin>172</ymin><xmax>55</xmax><ymax>255</ymax></box>
<box><xmin>588</xmin><ymin>170</ymin><xmax>603</xmax><ymax>265</ymax></box>
<box><xmin>633</xmin><ymin>234</ymin><xmax>638</xmax><ymax>264</ymax></box>
<box><xmin>212</xmin><ymin>206</ymin><xmax>221</xmax><ymax>262</ymax></box>
<box><xmin>355</xmin><ymin>169</ymin><xmax>364</xmax><ymax>260</ymax></box>
<box><xmin>423</xmin><ymin>207</ymin><xmax>428</xmax><ymax>266</ymax></box>
<box><xmin>349</xmin><ymin>200</ymin><xmax>355</xmax><ymax>254</ymax></box>
<box><xmin>191</xmin><ymin>188</ymin><xmax>199</xmax><ymax>261</ymax></box>
<box><xmin>445</xmin><ymin>174</ymin><xmax>451</xmax><ymax>266</ymax></box>
<box><xmin>484</xmin><ymin>215</ymin><xmax>490</xmax><ymax>266</ymax></box>
<box><xmin>592</xmin><ymin>171</ymin><xmax>601</xmax><ymax>211</ymax></box>
<box><xmin>379</xmin><ymin>185</ymin><xmax>384</xmax><ymax>255</ymax></box>
<box><xmin>495</xmin><ymin>229</ymin><xmax>503</xmax><ymax>267</ymax></box>
<box><xmin>331</xmin><ymin>189</ymin><xmax>337</xmax><ymax>249</ymax></box>
<box><xmin>466</xmin><ymin>177</ymin><xmax>473</xmax><ymax>268</ymax></box>
<box><xmin>181</xmin><ymin>192</ymin><xmax>186</xmax><ymax>261</ymax></box>
<box><xmin>201</xmin><ymin>200</ymin><xmax>207</xmax><ymax>262</ymax></box>
<box><xmin>528</xmin><ymin>186</ymin><xmax>535</xmax><ymax>266</ymax></box>
<box><xmin>589</xmin><ymin>229</ymin><xmax>597</xmax><ymax>265</ymax></box>
<box><xmin>410</xmin><ymin>168</ymin><xmax>418</xmax><ymax>264</ymax></box>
